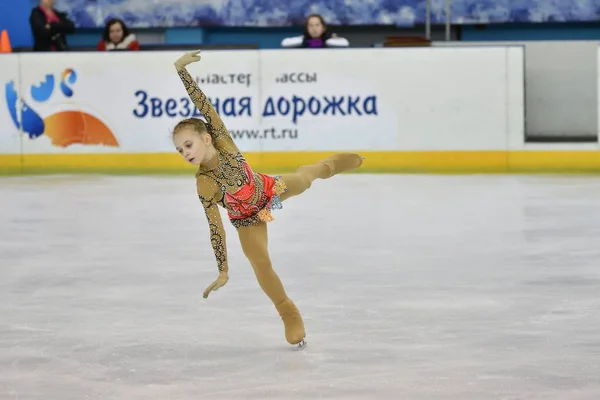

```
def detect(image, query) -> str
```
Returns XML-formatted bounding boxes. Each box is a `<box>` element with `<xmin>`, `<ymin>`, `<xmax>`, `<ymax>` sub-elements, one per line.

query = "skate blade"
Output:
<box><xmin>294</xmin><ymin>339</ymin><xmax>307</xmax><ymax>351</ymax></box>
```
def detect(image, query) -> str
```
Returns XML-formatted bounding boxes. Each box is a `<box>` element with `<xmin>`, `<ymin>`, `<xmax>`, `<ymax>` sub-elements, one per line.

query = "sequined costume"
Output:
<box><xmin>178</xmin><ymin>68</ymin><xmax>286</xmax><ymax>229</ymax></box>
<box><xmin>177</xmin><ymin>66</ymin><xmax>364</xmax><ymax>346</ymax></box>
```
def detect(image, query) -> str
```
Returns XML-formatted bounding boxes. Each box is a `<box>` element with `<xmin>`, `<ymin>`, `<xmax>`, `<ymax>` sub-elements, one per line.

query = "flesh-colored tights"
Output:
<box><xmin>237</xmin><ymin>162</ymin><xmax>329</xmax><ymax>305</ymax></box>
<box><xmin>236</xmin><ymin>154</ymin><xmax>363</xmax><ymax>344</ymax></box>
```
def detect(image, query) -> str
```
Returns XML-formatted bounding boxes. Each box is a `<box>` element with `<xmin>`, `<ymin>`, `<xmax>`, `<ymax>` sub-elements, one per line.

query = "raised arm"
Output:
<box><xmin>174</xmin><ymin>50</ymin><xmax>239</xmax><ymax>153</ymax></box>
<box><xmin>197</xmin><ymin>176</ymin><xmax>230</xmax><ymax>298</ymax></box>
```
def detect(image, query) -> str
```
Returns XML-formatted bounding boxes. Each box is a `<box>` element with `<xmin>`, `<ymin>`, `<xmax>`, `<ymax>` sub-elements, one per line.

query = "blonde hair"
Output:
<box><xmin>172</xmin><ymin>117</ymin><xmax>209</xmax><ymax>137</ymax></box>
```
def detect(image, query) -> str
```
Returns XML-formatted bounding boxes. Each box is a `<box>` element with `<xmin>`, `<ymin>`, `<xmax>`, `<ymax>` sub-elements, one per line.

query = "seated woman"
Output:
<box><xmin>281</xmin><ymin>14</ymin><xmax>349</xmax><ymax>48</ymax></box>
<box><xmin>97</xmin><ymin>18</ymin><xmax>140</xmax><ymax>51</ymax></box>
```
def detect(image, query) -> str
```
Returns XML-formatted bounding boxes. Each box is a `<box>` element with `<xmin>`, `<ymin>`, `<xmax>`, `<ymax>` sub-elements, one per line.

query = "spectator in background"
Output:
<box><xmin>281</xmin><ymin>14</ymin><xmax>349</xmax><ymax>48</ymax></box>
<box><xmin>29</xmin><ymin>0</ymin><xmax>75</xmax><ymax>51</ymax></box>
<box><xmin>97</xmin><ymin>18</ymin><xmax>140</xmax><ymax>51</ymax></box>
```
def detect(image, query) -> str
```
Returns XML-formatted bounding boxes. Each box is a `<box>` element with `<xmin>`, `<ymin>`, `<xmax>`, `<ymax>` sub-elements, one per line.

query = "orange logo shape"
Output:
<box><xmin>44</xmin><ymin>111</ymin><xmax>119</xmax><ymax>148</ymax></box>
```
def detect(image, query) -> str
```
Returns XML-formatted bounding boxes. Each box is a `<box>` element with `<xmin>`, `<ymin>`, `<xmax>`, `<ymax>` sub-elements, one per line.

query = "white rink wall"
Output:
<box><xmin>0</xmin><ymin>46</ymin><xmax>599</xmax><ymax>173</ymax></box>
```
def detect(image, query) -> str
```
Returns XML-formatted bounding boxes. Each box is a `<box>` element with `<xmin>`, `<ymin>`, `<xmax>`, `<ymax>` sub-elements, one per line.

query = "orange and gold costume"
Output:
<box><xmin>177</xmin><ymin>67</ymin><xmax>364</xmax><ymax>347</ymax></box>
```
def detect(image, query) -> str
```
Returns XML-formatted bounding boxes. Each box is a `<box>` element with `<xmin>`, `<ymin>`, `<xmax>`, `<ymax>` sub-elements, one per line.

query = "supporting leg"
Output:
<box><xmin>238</xmin><ymin>222</ymin><xmax>306</xmax><ymax>345</ymax></box>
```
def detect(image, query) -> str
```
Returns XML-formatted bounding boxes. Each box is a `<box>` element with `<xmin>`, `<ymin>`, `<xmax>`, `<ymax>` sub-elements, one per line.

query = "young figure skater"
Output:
<box><xmin>172</xmin><ymin>50</ymin><xmax>363</xmax><ymax>349</ymax></box>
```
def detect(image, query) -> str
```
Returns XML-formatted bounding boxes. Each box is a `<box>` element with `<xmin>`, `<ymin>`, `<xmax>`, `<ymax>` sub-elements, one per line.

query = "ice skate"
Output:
<box><xmin>275</xmin><ymin>298</ymin><xmax>306</xmax><ymax>346</ymax></box>
<box><xmin>295</xmin><ymin>339</ymin><xmax>307</xmax><ymax>350</ymax></box>
<box><xmin>320</xmin><ymin>153</ymin><xmax>365</xmax><ymax>178</ymax></box>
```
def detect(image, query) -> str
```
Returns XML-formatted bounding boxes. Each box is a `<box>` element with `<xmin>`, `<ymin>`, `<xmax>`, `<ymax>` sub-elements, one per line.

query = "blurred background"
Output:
<box><xmin>2</xmin><ymin>0</ymin><xmax>600</xmax><ymax>50</ymax></box>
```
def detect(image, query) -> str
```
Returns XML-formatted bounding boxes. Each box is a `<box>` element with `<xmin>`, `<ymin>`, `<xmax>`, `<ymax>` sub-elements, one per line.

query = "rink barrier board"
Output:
<box><xmin>1</xmin><ymin>48</ymin><xmax>524</xmax><ymax>162</ymax></box>
<box><xmin>2</xmin><ymin>151</ymin><xmax>600</xmax><ymax>175</ymax></box>
<box><xmin>2</xmin><ymin>47</ymin><xmax>599</xmax><ymax>174</ymax></box>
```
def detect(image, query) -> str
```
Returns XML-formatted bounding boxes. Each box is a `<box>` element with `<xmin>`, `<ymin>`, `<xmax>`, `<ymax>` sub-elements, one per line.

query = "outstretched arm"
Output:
<box><xmin>174</xmin><ymin>50</ymin><xmax>238</xmax><ymax>153</ymax></box>
<box><xmin>197</xmin><ymin>178</ymin><xmax>229</xmax><ymax>298</ymax></box>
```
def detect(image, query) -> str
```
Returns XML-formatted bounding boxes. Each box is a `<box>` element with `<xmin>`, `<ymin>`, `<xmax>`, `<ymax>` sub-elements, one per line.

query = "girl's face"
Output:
<box><xmin>41</xmin><ymin>0</ymin><xmax>55</xmax><ymax>8</ymax></box>
<box><xmin>108</xmin><ymin>22</ymin><xmax>125</xmax><ymax>43</ymax></box>
<box><xmin>172</xmin><ymin>128</ymin><xmax>212</xmax><ymax>165</ymax></box>
<box><xmin>306</xmin><ymin>16</ymin><xmax>325</xmax><ymax>38</ymax></box>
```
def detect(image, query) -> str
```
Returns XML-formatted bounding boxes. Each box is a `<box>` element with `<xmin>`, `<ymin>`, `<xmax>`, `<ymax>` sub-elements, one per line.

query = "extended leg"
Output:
<box><xmin>279</xmin><ymin>153</ymin><xmax>364</xmax><ymax>202</ymax></box>
<box><xmin>238</xmin><ymin>222</ymin><xmax>305</xmax><ymax>345</ymax></box>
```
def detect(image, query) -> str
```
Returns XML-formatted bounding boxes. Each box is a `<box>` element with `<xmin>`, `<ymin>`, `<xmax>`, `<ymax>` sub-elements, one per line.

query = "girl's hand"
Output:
<box><xmin>203</xmin><ymin>271</ymin><xmax>229</xmax><ymax>299</ymax></box>
<box><xmin>174</xmin><ymin>50</ymin><xmax>201</xmax><ymax>71</ymax></box>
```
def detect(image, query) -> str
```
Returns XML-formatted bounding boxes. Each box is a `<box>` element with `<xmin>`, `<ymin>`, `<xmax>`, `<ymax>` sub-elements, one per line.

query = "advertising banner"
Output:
<box><xmin>1</xmin><ymin>47</ymin><xmax>524</xmax><ymax>157</ymax></box>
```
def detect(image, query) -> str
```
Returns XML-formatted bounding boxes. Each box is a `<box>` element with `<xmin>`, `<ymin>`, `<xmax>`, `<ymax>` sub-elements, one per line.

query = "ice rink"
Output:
<box><xmin>1</xmin><ymin>173</ymin><xmax>600</xmax><ymax>399</ymax></box>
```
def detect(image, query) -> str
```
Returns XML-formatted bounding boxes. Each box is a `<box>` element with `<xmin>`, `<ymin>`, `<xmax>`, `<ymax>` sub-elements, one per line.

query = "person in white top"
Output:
<box><xmin>281</xmin><ymin>14</ymin><xmax>349</xmax><ymax>48</ymax></box>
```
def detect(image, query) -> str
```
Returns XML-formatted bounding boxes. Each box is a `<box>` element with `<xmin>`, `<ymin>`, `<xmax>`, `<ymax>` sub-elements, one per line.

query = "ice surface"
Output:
<box><xmin>1</xmin><ymin>173</ymin><xmax>600</xmax><ymax>399</ymax></box>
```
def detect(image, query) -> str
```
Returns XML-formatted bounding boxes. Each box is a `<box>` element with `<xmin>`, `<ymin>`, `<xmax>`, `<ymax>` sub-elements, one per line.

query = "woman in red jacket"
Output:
<box><xmin>97</xmin><ymin>18</ymin><xmax>140</xmax><ymax>51</ymax></box>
